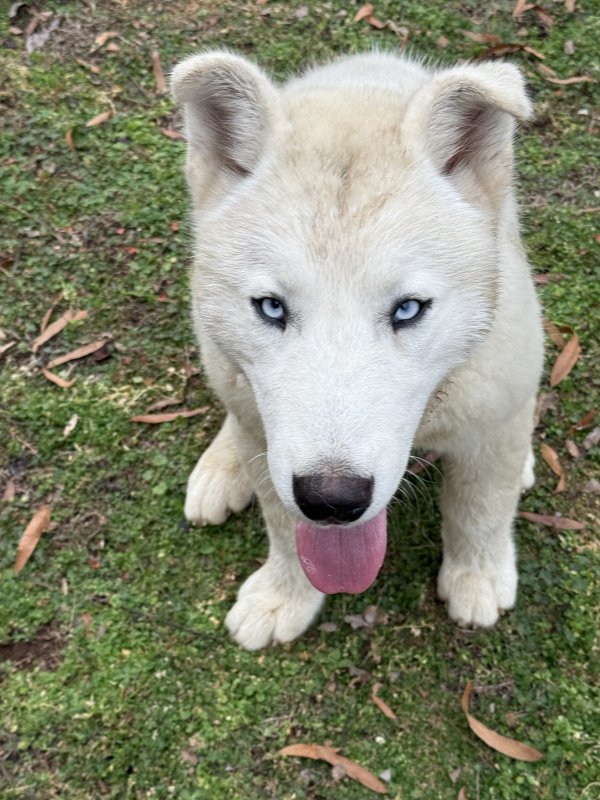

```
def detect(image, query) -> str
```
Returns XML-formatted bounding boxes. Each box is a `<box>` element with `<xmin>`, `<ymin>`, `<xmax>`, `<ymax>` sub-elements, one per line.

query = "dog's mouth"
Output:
<box><xmin>295</xmin><ymin>508</ymin><xmax>387</xmax><ymax>594</ymax></box>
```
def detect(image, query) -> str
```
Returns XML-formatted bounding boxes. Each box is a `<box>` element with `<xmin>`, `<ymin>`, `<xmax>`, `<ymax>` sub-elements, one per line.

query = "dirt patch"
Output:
<box><xmin>0</xmin><ymin>624</ymin><xmax>66</xmax><ymax>675</ymax></box>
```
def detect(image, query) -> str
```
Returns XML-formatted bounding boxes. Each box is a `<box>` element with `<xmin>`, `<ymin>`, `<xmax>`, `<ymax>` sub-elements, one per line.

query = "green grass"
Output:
<box><xmin>1</xmin><ymin>1</ymin><xmax>599</xmax><ymax>798</ymax></box>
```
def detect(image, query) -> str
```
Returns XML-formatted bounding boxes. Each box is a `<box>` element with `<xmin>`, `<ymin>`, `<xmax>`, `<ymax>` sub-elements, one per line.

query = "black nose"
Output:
<box><xmin>293</xmin><ymin>473</ymin><xmax>374</xmax><ymax>524</ymax></box>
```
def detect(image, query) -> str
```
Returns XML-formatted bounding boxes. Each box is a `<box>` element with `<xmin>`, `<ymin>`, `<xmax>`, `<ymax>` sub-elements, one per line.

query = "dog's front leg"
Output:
<box><xmin>437</xmin><ymin>404</ymin><xmax>535</xmax><ymax>628</ymax></box>
<box><xmin>225</xmin><ymin>446</ymin><xmax>324</xmax><ymax>650</ymax></box>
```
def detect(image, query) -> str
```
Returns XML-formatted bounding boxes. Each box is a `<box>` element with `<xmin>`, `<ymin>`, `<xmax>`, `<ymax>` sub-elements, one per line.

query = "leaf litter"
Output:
<box><xmin>15</xmin><ymin>506</ymin><xmax>52</xmax><ymax>575</ymax></box>
<box><xmin>461</xmin><ymin>682</ymin><xmax>543</xmax><ymax>762</ymax></box>
<box><xmin>540</xmin><ymin>442</ymin><xmax>566</xmax><ymax>493</ymax></box>
<box><xmin>280</xmin><ymin>743</ymin><xmax>387</xmax><ymax>794</ymax></box>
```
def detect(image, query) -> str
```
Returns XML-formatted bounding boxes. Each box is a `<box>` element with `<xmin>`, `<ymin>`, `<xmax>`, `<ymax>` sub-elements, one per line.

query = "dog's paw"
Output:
<box><xmin>184</xmin><ymin>442</ymin><xmax>253</xmax><ymax>526</ymax></box>
<box><xmin>437</xmin><ymin>558</ymin><xmax>517</xmax><ymax>628</ymax></box>
<box><xmin>225</xmin><ymin>565</ymin><xmax>324</xmax><ymax>650</ymax></box>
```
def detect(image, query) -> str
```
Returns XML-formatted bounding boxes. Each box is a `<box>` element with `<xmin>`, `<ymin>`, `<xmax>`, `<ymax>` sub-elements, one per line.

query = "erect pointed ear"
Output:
<box><xmin>171</xmin><ymin>52</ymin><xmax>281</xmax><ymax>201</ymax></box>
<box><xmin>405</xmin><ymin>61</ymin><xmax>532</xmax><ymax>201</ymax></box>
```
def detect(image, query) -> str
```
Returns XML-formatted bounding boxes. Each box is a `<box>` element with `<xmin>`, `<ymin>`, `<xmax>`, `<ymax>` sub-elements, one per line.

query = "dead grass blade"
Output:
<box><xmin>42</xmin><ymin>368</ymin><xmax>76</xmax><ymax>388</ymax></box>
<box><xmin>15</xmin><ymin>505</ymin><xmax>52</xmax><ymax>575</ymax></box>
<box><xmin>461</xmin><ymin>682</ymin><xmax>543</xmax><ymax>762</ymax></box>
<box><xmin>540</xmin><ymin>443</ymin><xmax>566</xmax><ymax>492</ymax></box>
<box><xmin>549</xmin><ymin>334</ymin><xmax>581</xmax><ymax>387</ymax></box>
<box><xmin>32</xmin><ymin>309</ymin><xmax>88</xmax><ymax>353</ymax></box>
<box><xmin>519</xmin><ymin>511</ymin><xmax>585</xmax><ymax>530</ymax></box>
<box><xmin>47</xmin><ymin>337</ymin><xmax>111</xmax><ymax>369</ymax></box>
<box><xmin>280</xmin><ymin>744</ymin><xmax>387</xmax><ymax>794</ymax></box>
<box><xmin>371</xmin><ymin>683</ymin><xmax>397</xmax><ymax>720</ymax></box>
<box><xmin>151</xmin><ymin>50</ymin><xmax>166</xmax><ymax>94</ymax></box>
<box><xmin>130</xmin><ymin>407</ymin><xmax>209</xmax><ymax>424</ymax></box>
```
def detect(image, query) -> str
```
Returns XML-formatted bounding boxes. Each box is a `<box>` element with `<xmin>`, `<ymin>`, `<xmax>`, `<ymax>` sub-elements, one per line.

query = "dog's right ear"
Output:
<box><xmin>171</xmin><ymin>52</ymin><xmax>280</xmax><ymax>203</ymax></box>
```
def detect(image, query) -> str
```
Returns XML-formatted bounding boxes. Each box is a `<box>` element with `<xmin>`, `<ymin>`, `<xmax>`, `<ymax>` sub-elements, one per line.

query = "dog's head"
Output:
<box><xmin>172</xmin><ymin>52</ymin><xmax>531</xmax><ymax>593</ymax></box>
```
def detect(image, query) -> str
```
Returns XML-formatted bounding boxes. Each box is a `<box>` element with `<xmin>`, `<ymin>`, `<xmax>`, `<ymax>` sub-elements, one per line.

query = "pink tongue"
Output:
<box><xmin>296</xmin><ymin>508</ymin><xmax>387</xmax><ymax>594</ymax></box>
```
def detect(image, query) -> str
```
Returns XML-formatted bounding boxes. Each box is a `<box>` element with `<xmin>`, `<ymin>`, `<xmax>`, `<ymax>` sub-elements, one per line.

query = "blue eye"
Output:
<box><xmin>252</xmin><ymin>296</ymin><xmax>287</xmax><ymax>328</ymax></box>
<box><xmin>391</xmin><ymin>298</ymin><xmax>429</xmax><ymax>329</ymax></box>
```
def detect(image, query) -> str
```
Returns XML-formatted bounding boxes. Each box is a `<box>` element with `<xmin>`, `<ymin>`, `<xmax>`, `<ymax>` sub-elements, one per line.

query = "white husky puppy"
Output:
<box><xmin>171</xmin><ymin>51</ymin><xmax>543</xmax><ymax>650</ymax></box>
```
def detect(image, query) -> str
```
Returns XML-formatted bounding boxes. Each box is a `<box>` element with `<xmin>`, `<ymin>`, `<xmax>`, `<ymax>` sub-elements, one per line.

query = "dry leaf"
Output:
<box><xmin>40</xmin><ymin>291</ymin><xmax>64</xmax><ymax>333</ymax></box>
<box><xmin>280</xmin><ymin>744</ymin><xmax>387</xmax><ymax>794</ymax></box>
<box><xmin>3</xmin><ymin>479</ymin><xmax>16</xmax><ymax>503</ymax></box>
<box><xmin>151</xmin><ymin>50</ymin><xmax>166</xmax><ymax>94</ymax></box>
<box><xmin>47</xmin><ymin>337</ymin><xmax>111</xmax><ymax>369</ymax></box>
<box><xmin>93</xmin><ymin>30</ymin><xmax>119</xmax><ymax>48</ymax></box>
<box><xmin>519</xmin><ymin>511</ymin><xmax>584</xmax><ymax>530</ymax></box>
<box><xmin>476</xmin><ymin>43</ymin><xmax>545</xmax><ymax>60</ymax></box>
<box><xmin>0</xmin><ymin>341</ymin><xmax>16</xmax><ymax>357</ymax></box>
<box><xmin>32</xmin><ymin>309</ymin><xmax>88</xmax><ymax>353</ymax></box>
<box><xmin>545</xmin><ymin>75</ymin><xmax>595</xmax><ymax>85</ymax></box>
<box><xmin>63</xmin><ymin>414</ymin><xmax>79</xmax><ymax>437</ymax></box>
<box><xmin>86</xmin><ymin>109</ymin><xmax>113</xmax><ymax>128</ymax></box>
<box><xmin>76</xmin><ymin>57</ymin><xmax>100</xmax><ymax>74</ymax></box>
<box><xmin>458</xmin><ymin>789</ymin><xmax>468</xmax><ymax>800</ymax></box>
<box><xmin>42</xmin><ymin>368</ymin><xmax>76</xmax><ymax>388</ymax></box>
<box><xmin>540</xmin><ymin>443</ymin><xmax>566</xmax><ymax>492</ymax></box>
<box><xmin>565</xmin><ymin>0</ymin><xmax>575</xmax><ymax>10</ymax></box>
<box><xmin>542</xmin><ymin>318</ymin><xmax>568</xmax><ymax>349</ymax></box>
<box><xmin>462</xmin><ymin>31</ymin><xmax>501</xmax><ymax>44</ymax></box>
<box><xmin>159</xmin><ymin>127</ymin><xmax>186</xmax><ymax>141</ymax></box>
<box><xmin>366</xmin><ymin>15</ymin><xmax>386</xmax><ymax>29</ymax></box>
<box><xmin>372</xmin><ymin>683</ymin><xmax>397</xmax><ymax>720</ymax></box>
<box><xmin>512</xmin><ymin>0</ymin><xmax>533</xmax><ymax>17</ymax></box>
<box><xmin>15</xmin><ymin>505</ymin><xmax>52</xmax><ymax>575</ymax></box>
<box><xmin>65</xmin><ymin>128</ymin><xmax>76</xmax><ymax>151</ymax></box>
<box><xmin>565</xmin><ymin>439</ymin><xmax>580</xmax><ymax>458</ymax></box>
<box><xmin>534</xmin><ymin>273</ymin><xmax>564</xmax><ymax>284</ymax></box>
<box><xmin>130</xmin><ymin>407</ymin><xmax>209</xmax><ymax>423</ymax></box>
<box><xmin>354</xmin><ymin>4</ymin><xmax>374</xmax><ymax>22</ymax></box>
<box><xmin>549</xmin><ymin>334</ymin><xmax>581</xmax><ymax>387</ymax></box>
<box><xmin>572</xmin><ymin>410</ymin><xmax>596</xmax><ymax>431</ymax></box>
<box><xmin>105</xmin><ymin>42</ymin><xmax>120</xmax><ymax>53</ymax></box>
<box><xmin>145</xmin><ymin>397</ymin><xmax>182</xmax><ymax>412</ymax></box>
<box><xmin>461</xmin><ymin>682</ymin><xmax>543</xmax><ymax>762</ymax></box>
<box><xmin>582</xmin><ymin>426</ymin><xmax>600</xmax><ymax>451</ymax></box>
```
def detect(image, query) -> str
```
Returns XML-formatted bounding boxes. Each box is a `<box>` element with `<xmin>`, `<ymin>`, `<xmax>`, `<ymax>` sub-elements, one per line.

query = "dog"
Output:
<box><xmin>171</xmin><ymin>51</ymin><xmax>543</xmax><ymax>650</ymax></box>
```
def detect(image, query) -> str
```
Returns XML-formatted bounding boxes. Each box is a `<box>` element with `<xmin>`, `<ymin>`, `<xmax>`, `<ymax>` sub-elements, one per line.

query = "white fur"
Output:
<box><xmin>172</xmin><ymin>51</ymin><xmax>543</xmax><ymax>649</ymax></box>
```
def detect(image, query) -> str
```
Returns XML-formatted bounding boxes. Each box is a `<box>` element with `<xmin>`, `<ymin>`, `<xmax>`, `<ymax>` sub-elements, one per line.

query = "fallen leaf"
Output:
<box><xmin>63</xmin><ymin>414</ymin><xmax>79</xmax><ymax>437</ymax></box>
<box><xmin>512</xmin><ymin>0</ymin><xmax>533</xmax><ymax>17</ymax></box>
<box><xmin>105</xmin><ymin>42</ymin><xmax>120</xmax><ymax>53</ymax></box>
<box><xmin>366</xmin><ymin>15</ymin><xmax>386</xmax><ymax>29</ymax></box>
<box><xmin>159</xmin><ymin>127</ymin><xmax>186</xmax><ymax>141</ymax></box>
<box><xmin>86</xmin><ymin>109</ymin><xmax>113</xmax><ymax>128</ymax></box>
<box><xmin>534</xmin><ymin>273</ymin><xmax>564</xmax><ymax>284</ymax></box>
<box><xmin>2</xmin><ymin>479</ymin><xmax>16</xmax><ymax>503</ymax></box>
<box><xmin>32</xmin><ymin>309</ymin><xmax>89</xmax><ymax>353</ymax></box>
<box><xmin>65</xmin><ymin>128</ymin><xmax>75</xmax><ymax>151</ymax></box>
<box><xmin>545</xmin><ymin>75</ymin><xmax>595</xmax><ymax>85</ymax></box>
<box><xmin>458</xmin><ymin>789</ymin><xmax>468</xmax><ymax>800</ymax></box>
<box><xmin>549</xmin><ymin>334</ymin><xmax>581</xmax><ymax>387</ymax></box>
<box><xmin>462</xmin><ymin>31</ymin><xmax>501</xmax><ymax>44</ymax></box>
<box><xmin>542</xmin><ymin>318</ymin><xmax>569</xmax><ymax>349</ymax></box>
<box><xmin>15</xmin><ymin>505</ymin><xmax>52</xmax><ymax>575</ymax></box>
<box><xmin>461</xmin><ymin>682</ymin><xmax>543</xmax><ymax>762</ymax></box>
<box><xmin>42</xmin><ymin>368</ymin><xmax>76</xmax><ymax>388</ymax></box>
<box><xmin>565</xmin><ymin>0</ymin><xmax>575</xmax><ymax>9</ymax></box>
<box><xmin>0</xmin><ymin>341</ymin><xmax>16</xmax><ymax>357</ymax></box>
<box><xmin>47</xmin><ymin>337</ymin><xmax>111</xmax><ymax>369</ymax></box>
<box><xmin>572</xmin><ymin>410</ymin><xmax>596</xmax><ymax>431</ymax></box>
<box><xmin>519</xmin><ymin>511</ymin><xmax>585</xmax><ymax>530</ymax></box>
<box><xmin>582</xmin><ymin>426</ymin><xmax>600</xmax><ymax>451</ymax></box>
<box><xmin>130</xmin><ymin>407</ymin><xmax>209</xmax><ymax>423</ymax></box>
<box><xmin>93</xmin><ymin>30</ymin><xmax>119</xmax><ymax>48</ymax></box>
<box><xmin>40</xmin><ymin>291</ymin><xmax>65</xmax><ymax>333</ymax></box>
<box><xmin>151</xmin><ymin>50</ymin><xmax>166</xmax><ymax>94</ymax></box>
<box><xmin>354</xmin><ymin>4</ymin><xmax>374</xmax><ymax>22</ymax></box>
<box><xmin>540</xmin><ymin>443</ymin><xmax>566</xmax><ymax>492</ymax></box>
<box><xmin>564</xmin><ymin>40</ymin><xmax>575</xmax><ymax>55</ymax></box>
<box><xmin>372</xmin><ymin>683</ymin><xmax>397</xmax><ymax>720</ymax></box>
<box><xmin>76</xmin><ymin>57</ymin><xmax>100</xmax><ymax>74</ymax></box>
<box><xmin>145</xmin><ymin>397</ymin><xmax>182</xmax><ymax>412</ymax></box>
<box><xmin>565</xmin><ymin>439</ymin><xmax>580</xmax><ymax>458</ymax></box>
<box><xmin>476</xmin><ymin>43</ymin><xmax>545</xmax><ymax>60</ymax></box>
<box><xmin>280</xmin><ymin>744</ymin><xmax>387</xmax><ymax>794</ymax></box>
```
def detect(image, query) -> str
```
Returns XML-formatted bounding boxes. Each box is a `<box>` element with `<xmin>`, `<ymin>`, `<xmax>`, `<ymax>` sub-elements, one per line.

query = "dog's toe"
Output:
<box><xmin>184</xmin><ymin>451</ymin><xmax>253</xmax><ymax>525</ymax></box>
<box><xmin>438</xmin><ymin>559</ymin><xmax>516</xmax><ymax>628</ymax></box>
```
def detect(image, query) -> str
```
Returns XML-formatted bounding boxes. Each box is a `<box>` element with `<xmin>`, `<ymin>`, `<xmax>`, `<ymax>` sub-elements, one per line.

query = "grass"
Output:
<box><xmin>0</xmin><ymin>1</ymin><xmax>598</xmax><ymax>798</ymax></box>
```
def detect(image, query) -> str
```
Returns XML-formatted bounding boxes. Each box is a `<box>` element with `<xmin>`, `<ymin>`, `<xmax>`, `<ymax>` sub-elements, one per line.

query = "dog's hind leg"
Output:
<box><xmin>184</xmin><ymin>414</ymin><xmax>254</xmax><ymax>525</ymax></box>
<box><xmin>437</xmin><ymin>402</ymin><xmax>535</xmax><ymax>628</ymax></box>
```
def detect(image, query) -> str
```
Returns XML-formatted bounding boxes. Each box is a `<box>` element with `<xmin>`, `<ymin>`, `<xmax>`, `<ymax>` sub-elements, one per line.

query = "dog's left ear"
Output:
<box><xmin>405</xmin><ymin>62</ymin><xmax>532</xmax><ymax>200</ymax></box>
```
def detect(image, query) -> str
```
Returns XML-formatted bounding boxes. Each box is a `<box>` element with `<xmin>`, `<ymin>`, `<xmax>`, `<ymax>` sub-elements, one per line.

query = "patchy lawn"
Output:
<box><xmin>0</xmin><ymin>1</ymin><xmax>598</xmax><ymax>798</ymax></box>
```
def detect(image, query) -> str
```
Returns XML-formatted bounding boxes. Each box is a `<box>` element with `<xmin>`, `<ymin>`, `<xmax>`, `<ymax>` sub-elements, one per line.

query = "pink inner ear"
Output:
<box><xmin>442</xmin><ymin>104</ymin><xmax>489</xmax><ymax>175</ymax></box>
